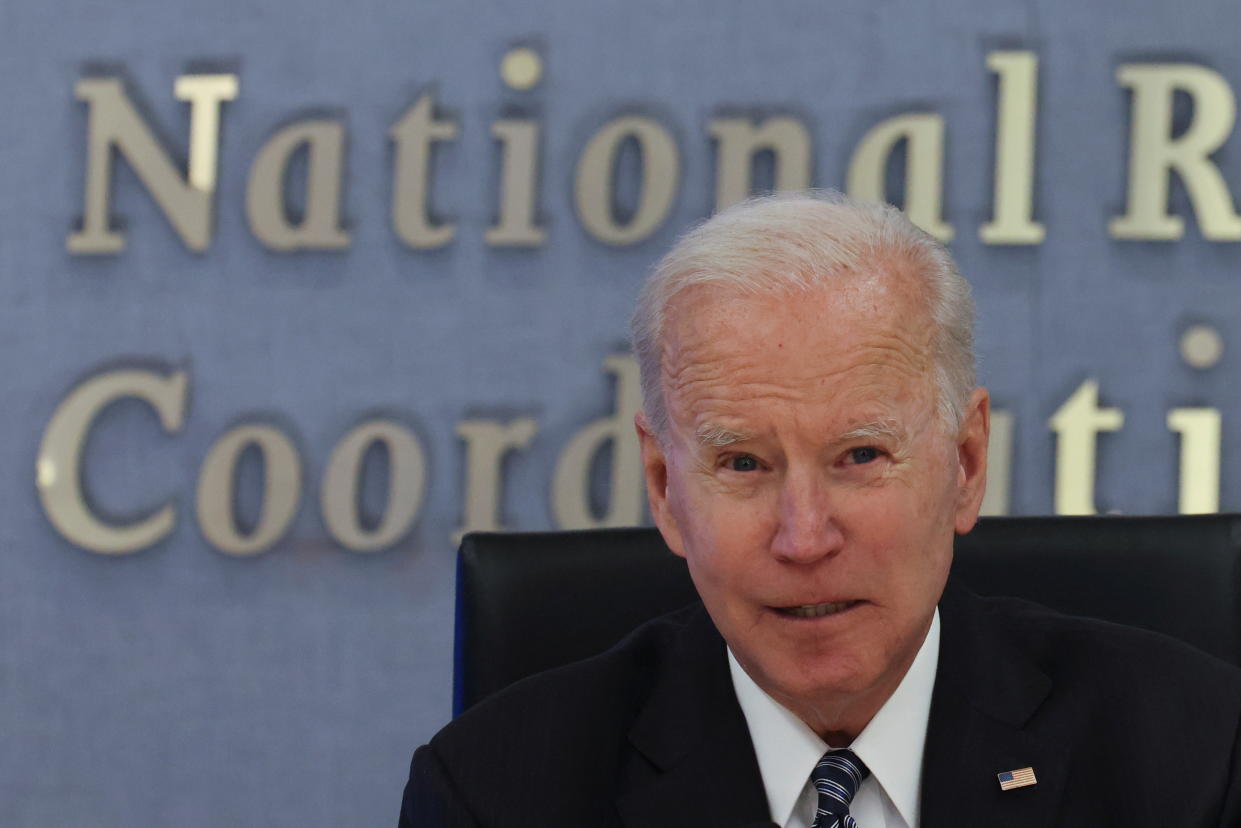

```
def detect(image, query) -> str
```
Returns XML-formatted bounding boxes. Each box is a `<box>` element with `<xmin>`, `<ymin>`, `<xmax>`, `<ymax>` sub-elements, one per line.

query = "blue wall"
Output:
<box><xmin>3</xmin><ymin>0</ymin><xmax>1240</xmax><ymax>823</ymax></box>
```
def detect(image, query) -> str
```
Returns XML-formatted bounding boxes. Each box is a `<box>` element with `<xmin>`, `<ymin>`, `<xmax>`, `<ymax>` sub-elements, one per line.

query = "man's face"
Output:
<box><xmin>638</xmin><ymin>268</ymin><xmax>989</xmax><ymax>737</ymax></box>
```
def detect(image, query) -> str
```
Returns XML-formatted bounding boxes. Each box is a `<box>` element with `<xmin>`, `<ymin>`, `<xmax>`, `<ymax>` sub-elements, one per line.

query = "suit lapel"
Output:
<box><xmin>614</xmin><ymin>584</ymin><xmax>1073</xmax><ymax>827</ymax></box>
<box><xmin>921</xmin><ymin>580</ymin><xmax>1068</xmax><ymax>828</ymax></box>
<box><xmin>616</xmin><ymin>607</ymin><xmax>770</xmax><ymax>828</ymax></box>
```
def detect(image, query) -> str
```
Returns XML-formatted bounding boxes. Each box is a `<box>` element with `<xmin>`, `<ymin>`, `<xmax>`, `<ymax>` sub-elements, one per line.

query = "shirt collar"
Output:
<box><xmin>728</xmin><ymin>609</ymin><xmax>940</xmax><ymax>827</ymax></box>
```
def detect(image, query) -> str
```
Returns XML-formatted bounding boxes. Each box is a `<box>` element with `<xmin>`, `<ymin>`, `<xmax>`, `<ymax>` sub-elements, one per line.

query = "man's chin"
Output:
<box><xmin>747</xmin><ymin>656</ymin><xmax>878</xmax><ymax>711</ymax></box>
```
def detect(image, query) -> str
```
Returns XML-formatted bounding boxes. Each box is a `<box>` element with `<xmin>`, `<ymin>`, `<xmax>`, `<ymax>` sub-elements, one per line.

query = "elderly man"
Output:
<box><xmin>401</xmin><ymin>193</ymin><xmax>1241</xmax><ymax>827</ymax></box>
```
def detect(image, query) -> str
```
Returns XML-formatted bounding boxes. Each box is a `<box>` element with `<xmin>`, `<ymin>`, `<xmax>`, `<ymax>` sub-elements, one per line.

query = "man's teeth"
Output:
<box><xmin>783</xmin><ymin>601</ymin><xmax>855</xmax><ymax>618</ymax></box>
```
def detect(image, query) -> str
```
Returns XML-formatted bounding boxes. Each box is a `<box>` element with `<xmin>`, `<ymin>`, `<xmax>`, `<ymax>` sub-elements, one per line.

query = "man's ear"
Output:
<box><xmin>953</xmin><ymin>387</ymin><xmax>990</xmax><ymax>535</ymax></box>
<box><xmin>635</xmin><ymin>412</ymin><xmax>686</xmax><ymax>558</ymax></box>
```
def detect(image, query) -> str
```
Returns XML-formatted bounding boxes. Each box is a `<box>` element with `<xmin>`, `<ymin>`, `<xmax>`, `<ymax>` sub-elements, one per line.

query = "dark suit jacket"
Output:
<box><xmin>400</xmin><ymin>579</ymin><xmax>1241</xmax><ymax>827</ymax></box>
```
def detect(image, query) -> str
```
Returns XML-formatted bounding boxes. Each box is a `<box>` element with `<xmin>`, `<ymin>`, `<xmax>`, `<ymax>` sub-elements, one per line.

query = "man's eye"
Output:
<box><xmin>848</xmin><ymin>446</ymin><xmax>880</xmax><ymax>465</ymax></box>
<box><xmin>726</xmin><ymin>455</ymin><xmax>760</xmax><ymax>472</ymax></box>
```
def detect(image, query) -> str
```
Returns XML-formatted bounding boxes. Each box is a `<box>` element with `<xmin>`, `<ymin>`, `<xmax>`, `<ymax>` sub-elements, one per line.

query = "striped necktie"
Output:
<box><xmin>809</xmin><ymin>749</ymin><xmax>870</xmax><ymax>828</ymax></box>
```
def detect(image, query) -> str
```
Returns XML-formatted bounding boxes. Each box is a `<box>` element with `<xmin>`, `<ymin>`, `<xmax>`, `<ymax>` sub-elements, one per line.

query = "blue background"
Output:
<box><xmin>1</xmin><ymin>1</ymin><xmax>1239</xmax><ymax>824</ymax></box>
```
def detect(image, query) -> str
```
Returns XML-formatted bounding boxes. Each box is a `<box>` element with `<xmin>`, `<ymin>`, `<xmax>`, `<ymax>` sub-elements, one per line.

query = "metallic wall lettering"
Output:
<box><xmin>846</xmin><ymin>113</ymin><xmax>954</xmax><ymax>241</ymax></box>
<box><xmin>66</xmin><ymin>58</ymin><xmax>1241</xmax><ymax>253</ymax></box>
<box><xmin>551</xmin><ymin>354</ymin><xmax>644</xmax><ymax>529</ymax></box>
<box><xmin>708</xmin><ymin>116</ymin><xmax>812</xmax><ymax>211</ymax></box>
<box><xmin>1179</xmin><ymin>324</ymin><xmax>1225</xmax><ymax>370</ymax></box>
<box><xmin>246</xmin><ymin>120</ymin><xmax>351</xmax><ymax>250</ymax></box>
<box><xmin>574</xmin><ymin>116</ymin><xmax>680</xmax><ymax>245</ymax></box>
<box><xmin>980</xmin><ymin>51</ymin><xmax>1045</xmax><ymax>244</ymax></box>
<box><xmin>321</xmin><ymin>420</ymin><xmax>427</xmax><ymax>552</ymax></box>
<box><xmin>454</xmin><ymin>418</ymin><xmax>538</xmax><ymax>544</ymax></box>
<box><xmin>35</xmin><ymin>352</ymin><xmax>1231</xmax><ymax>557</ymax></box>
<box><xmin>1110</xmin><ymin>64</ymin><xmax>1241</xmax><ymax>241</ymax></box>
<box><xmin>1167</xmin><ymin>408</ymin><xmax>1222</xmax><ymax>514</ymax></box>
<box><xmin>390</xmin><ymin>93</ymin><xmax>459</xmax><ymax>249</ymax></box>
<box><xmin>499</xmin><ymin>47</ymin><xmax>543</xmax><ymax>91</ymax></box>
<box><xmin>196</xmin><ymin>424</ymin><xmax>302</xmax><ymax>556</ymax></box>
<box><xmin>28</xmin><ymin>19</ymin><xmax>1241</xmax><ymax>826</ymax></box>
<box><xmin>67</xmin><ymin>74</ymin><xmax>237</xmax><ymax>253</ymax></box>
<box><xmin>1049</xmin><ymin>379</ymin><xmax>1125</xmax><ymax>516</ymax></box>
<box><xmin>48</xmin><ymin>52</ymin><xmax>1241</xmax><ymax>555</ymax></box>
<box><xmin>176</xmin><ymin>75</ymin><xmax>239</xmax><ymax>193</ymax></box>
<box><xmin>486</xmin><ymin>119</ymin><xmax>546</xmax><ymax>246</ymax></box>
<box><xmin>37</xmin><ymin>368</ymin><xmax>188</xmax><ymax>554</ymax></box>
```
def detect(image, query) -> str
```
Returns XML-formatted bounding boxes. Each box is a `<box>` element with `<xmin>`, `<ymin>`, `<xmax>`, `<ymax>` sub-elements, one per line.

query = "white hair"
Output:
<box><xmin>630</xmin><ymin>190</ymin><xmax>976</xmax><ymax>437</ymax></box>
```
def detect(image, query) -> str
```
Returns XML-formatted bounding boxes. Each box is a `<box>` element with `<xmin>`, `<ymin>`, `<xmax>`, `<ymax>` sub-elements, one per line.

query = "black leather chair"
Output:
<box><xmin>453</xmin><ymin>514</ymin><xmax>1241</xmax><ymax>714</ymax></box>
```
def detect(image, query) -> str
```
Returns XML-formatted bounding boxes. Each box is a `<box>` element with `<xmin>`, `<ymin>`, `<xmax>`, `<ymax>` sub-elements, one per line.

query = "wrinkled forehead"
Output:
<box><xmin>651</xmin><ymin>265</ymin><xmax>942</xmax><ymax>442</ymax></box>
<box><xmin>658</xmin><ymin>264</ymin><xmax>937</xmax><ymax>375</ymax></box>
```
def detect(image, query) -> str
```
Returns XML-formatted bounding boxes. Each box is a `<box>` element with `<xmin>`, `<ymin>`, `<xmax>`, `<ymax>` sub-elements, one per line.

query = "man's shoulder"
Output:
<box><xmin>405</xmin><ymin>602</ymin><xmax>755</xmax><ymax>825</ymax></box>
<box><xmin>429</xmin><ymin>601</ymin><xmax>709</xmax><ymax>757</ymax></box>
<box><xmin>925</xmin><ymin>585</ymin><xmax>1241</xmax><ymax>825</ymax></box>
<box><xmin>409</xmin><ymin>602</ymin><xmax>714</xmax><ymax>822</ymax></box>
<box><xmin>938</xmin><ymin>586</ymin><xmax>1241</xmax><ymax>767</ymax></box>
<box><xmin>964</xmin><ymin>588</ymin><xmax>1241</xmax><ymax>695</ymax></box>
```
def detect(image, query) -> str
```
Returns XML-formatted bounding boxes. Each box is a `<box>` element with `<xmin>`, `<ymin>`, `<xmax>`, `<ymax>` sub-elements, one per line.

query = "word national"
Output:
<box><xmin>67</xmin><ymin>52</ymin><xmax>1241</xmax><ymax>255</ymax></box>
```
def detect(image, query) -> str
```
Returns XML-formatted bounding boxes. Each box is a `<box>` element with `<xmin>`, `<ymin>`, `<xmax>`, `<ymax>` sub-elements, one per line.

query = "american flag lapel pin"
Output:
<box><xmin>997</xmin><ymin>767</ymin><xmax>1038</xmax><ymax>791</ymax></box>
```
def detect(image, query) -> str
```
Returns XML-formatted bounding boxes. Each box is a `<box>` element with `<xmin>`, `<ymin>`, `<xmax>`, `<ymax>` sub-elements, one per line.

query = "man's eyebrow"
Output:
<box><xmin>695</xmin><ymin>424</ymin><xmax>751</xmax><ymax>447</ymax></box>
<box><xmin>838</xmin><ymin>419</ymin><xmax>905</xmax><ymax>442</ymax></box>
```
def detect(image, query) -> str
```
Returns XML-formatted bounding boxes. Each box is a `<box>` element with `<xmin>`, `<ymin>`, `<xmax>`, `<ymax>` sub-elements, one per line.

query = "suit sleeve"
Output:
<box><xmin>399</xmin><ymin>744</ymin><xmax>482</xmax><ymax>828</ymax></box>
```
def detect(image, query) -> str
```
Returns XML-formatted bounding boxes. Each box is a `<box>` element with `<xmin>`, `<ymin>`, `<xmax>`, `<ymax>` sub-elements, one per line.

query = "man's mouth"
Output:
<box><xmin>776</xmin><ymin>600</ymin><xmax>860</xmax><ymax>619</ymax></box>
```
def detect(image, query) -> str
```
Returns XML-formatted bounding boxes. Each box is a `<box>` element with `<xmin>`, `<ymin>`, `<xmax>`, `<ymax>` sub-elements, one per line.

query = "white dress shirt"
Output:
<box><xmin>728</xmin><ymin>610</ymin><xmax>940</xmax><ymax>828</ymax></box>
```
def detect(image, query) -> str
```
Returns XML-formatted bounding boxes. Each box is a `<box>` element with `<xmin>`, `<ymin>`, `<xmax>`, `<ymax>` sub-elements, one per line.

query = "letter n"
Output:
<box><xmin>67</xmin><ymin>74</ymin><xmax>238</xmax><ymax>254</ymax></box>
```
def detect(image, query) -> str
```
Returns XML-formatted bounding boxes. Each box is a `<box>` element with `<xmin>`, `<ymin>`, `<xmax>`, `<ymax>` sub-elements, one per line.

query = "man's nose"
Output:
<box><xmin>770</xmin><ymin>471</ymin><xmax>844</xmax><ymax>564</ymax></box>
